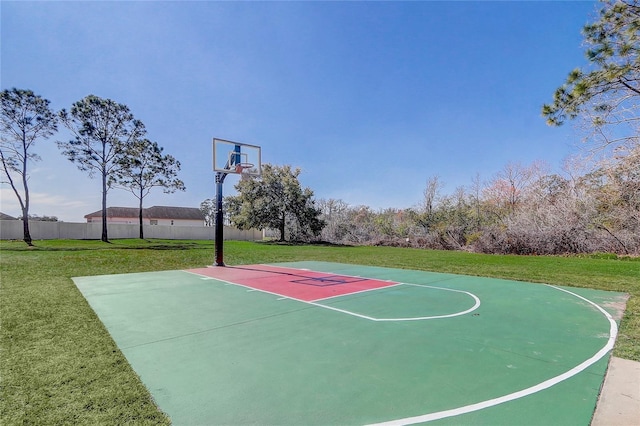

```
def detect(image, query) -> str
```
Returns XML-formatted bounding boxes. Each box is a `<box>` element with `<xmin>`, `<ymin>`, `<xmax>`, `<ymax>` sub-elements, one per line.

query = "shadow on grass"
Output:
<box><xmin>0</xmin><ymin>239</ymin><xmax>217</xmax><ymax>251</ymax></box>
<box><xmin>256</xmin><ymin>240</ymin><xmax>353</xmax><ymax>248</ymax></box>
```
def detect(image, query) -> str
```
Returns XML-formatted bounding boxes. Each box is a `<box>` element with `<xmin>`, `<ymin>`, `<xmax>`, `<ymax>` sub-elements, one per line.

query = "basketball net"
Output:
<box><xmin>234</xmin><ymin>162</ymin><xmax>254</xmax><ymax>174</ymax></box>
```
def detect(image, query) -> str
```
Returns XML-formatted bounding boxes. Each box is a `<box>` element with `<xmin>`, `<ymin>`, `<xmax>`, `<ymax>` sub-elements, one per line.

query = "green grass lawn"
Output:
<box><xmin>1</xmin><ymin>239</ymin><xmax>638</xmax><ymax>425</ymax></box>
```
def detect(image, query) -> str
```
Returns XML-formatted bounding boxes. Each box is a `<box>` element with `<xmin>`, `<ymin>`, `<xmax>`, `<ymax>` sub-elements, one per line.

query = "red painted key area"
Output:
<box><xmin>188</xmin><ymin>264</ymin><xmax>397</xmax><ymax>302</ymax></box>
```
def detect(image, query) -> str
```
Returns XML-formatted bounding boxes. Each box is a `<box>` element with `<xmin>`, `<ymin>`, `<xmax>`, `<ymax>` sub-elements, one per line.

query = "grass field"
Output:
<box><xmin>1</xmin><ymin>239</ymin><xmax>638</xmax><ymax>425</ymax></box>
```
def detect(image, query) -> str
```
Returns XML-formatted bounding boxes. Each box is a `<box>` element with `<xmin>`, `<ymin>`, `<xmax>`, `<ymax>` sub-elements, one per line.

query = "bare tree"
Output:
<box><xmin>200</xmin><ymin>199</ymin><xmax>215</xmax><ymax>227</ymax></box>
<box><xmin>422</xmin><ymin>175</ymin><xmax>442</xmax><ymax>229</ymax></box>
<box><xmin>317</xmin><ymin>198</ymin><xmax>351</xmax><ymax>242</ymax></box>
<box><xmin>0</xmin><ymin>88</ymin><xmax>58</xmax><ymax>246</ymax></box>
<box><xmin>484</xmin><ymin>161</ymin><xmax>547</xmax><ymax>216</ymax></box>
<box><xmin>469</xmin><ymin>172</ymin><xmax>484</xmax><ymax>230</ymax></box>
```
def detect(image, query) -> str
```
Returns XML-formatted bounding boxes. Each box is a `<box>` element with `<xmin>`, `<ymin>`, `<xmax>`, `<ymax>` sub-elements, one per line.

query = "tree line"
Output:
<box><xmin>315</xmin><ymin>152</ymin><xmax>639</xmax><ymax>255</ymax></box>
<box><xmin>202</xmin><ymin>0</ymin><xmax>639</xmax><ymax>255</ymax></box>
<box><xmin>1</xmin><ymin>91</ymin><xmax>184</xmax><ymax>244</ymax></box>
<box><xmin>200</xmin><ymin>146</ymin><xmax>637</xmax><ymax>255</ymax></box>
<box><xmin>4</xmin><ymin>0</ymin><xmax>638</xmax><ymax>255</ymax></box>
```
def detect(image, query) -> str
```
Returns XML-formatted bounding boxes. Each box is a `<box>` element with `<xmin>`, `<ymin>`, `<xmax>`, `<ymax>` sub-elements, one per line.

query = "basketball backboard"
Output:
<box><xmin>213</xmin><ymin>138</ymin><xmax>262</xmax><ymax>176</ymax></box>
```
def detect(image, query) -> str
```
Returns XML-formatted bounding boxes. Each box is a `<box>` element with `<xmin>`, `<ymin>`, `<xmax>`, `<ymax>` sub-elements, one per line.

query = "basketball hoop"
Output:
<box><xmin>214</xmin><ymin>139</ymin><xmax>262</xmax><ymax>177</ymax></box>
<box><xmin>213</xmin><ymin>138</ymin><xmax>262</xmax><ymax>267</ymax></box>
<box><xmin>235</xmin><ymin>162</ymin><xmax>254</xmax><ymax>173</ymax></box>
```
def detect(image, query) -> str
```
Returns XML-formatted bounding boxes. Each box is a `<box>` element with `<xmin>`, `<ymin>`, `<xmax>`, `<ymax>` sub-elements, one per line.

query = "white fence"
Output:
<box><xmin>0</xmin><ymin>220</ymin><xmax>262</xmax><ymax>241</ymax></box>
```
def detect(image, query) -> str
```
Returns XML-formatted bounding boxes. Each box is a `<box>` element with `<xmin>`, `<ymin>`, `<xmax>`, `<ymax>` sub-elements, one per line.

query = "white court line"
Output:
<box><xmin>366</xmin><ymin>284</ymin><xmax>618</xmax><ymax>425</ymax></box>
<box><xmin>186</xmin><ymin>270</ymin><xmax>480</xmax><ymax>322</ymax></box>
<box><xmin>314</xmin><ymin>283</ymin><xmax>481</xmax><ymax>321</ymax></box>
<box><xmin>187</xmin><ymin>269</ymin><xmax>405</xmax><ymax>308</ymax></box>
<box><xmin>306</xmin><ymin>301</ymin><xmax>378</xmax><ymax>321</ymax></box>
<box><xmin>184</xmin><ymin>270</ymin><xmax>309</xmax><ymax>303</ymax></box>
<box><xmin>313</xmin><ymin>282</ymin><xmax>404</xmax><ymax>302</ymax></box>
<box><xmin>189</xmin><ymin>268</ymin><xmax>616</xmax><ymax>422</ymax></box>
<box><xmin>257</xmin><ymin>263</ymin><xmax>395</xmax><ymax>282</ymax></box>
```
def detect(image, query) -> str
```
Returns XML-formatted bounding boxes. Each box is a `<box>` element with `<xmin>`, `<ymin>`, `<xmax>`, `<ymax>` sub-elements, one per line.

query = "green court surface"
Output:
<box><xmin>73</xmin><ymin>261</ymin><xmax>626</xmax><ymax>425</ymax></box>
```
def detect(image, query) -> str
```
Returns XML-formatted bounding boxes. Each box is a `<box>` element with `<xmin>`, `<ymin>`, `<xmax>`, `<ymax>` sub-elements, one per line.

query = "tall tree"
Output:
<box><xmin>114</xmin><ymin>139</ymin><xmax>185</xmax><ymax>239</ymax></box>
<box><xmin>200</xmin><ymin>199</ymin><xmax>216</xmax><ymax>227</ymax></box>
<box><xmin>58</xmin><ymin>95</ymin><xmax>145</xmax><ymax>242</ymax></box>
<box><xmin>422</xmin><ymin>175</ymin><xmax>442</xmax><ymax>230</ymax></box>
<box><xmin>200</xmin><ymin>197</ymin><xmax>233</xmax><ymax>227</ymax></box>
<box><xmin>228</xmin><ymin>164</ymin><xmax>325</xmax><ymax>241</ymax></box>
<box><xmin>483</xmin><ymin>161</ymin><xmax>547</xmax><ymax>218</ymax></box>
<box><xmin>317</xmin><ymin>198</ymin><xmax>351</xmax><ymax>242</ymax></box>
<box><xmin>542</xmin><ymin>0</ymin><xmax>640</xmax><ymax>154</ymax></box>
<box><xmin>0</xmin><ymin>88</ymin><xmax>58</xmax><ymax>246</ymax></box>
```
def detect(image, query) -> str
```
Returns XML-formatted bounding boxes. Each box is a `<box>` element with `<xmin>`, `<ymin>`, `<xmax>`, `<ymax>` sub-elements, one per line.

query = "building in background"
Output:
<box><xmin>0</xmin><ymin>212</ymin><xmax>18</xmax><ymax>220</ymax></box>
<box><xmin>84</xmin><ymin>206</ymin><xmax>205</xmax><ymax>227</ymax></box>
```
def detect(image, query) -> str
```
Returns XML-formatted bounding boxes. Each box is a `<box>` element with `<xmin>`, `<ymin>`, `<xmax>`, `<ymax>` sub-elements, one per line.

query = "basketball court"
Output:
<box><xmin>73</xmin><ymin>261</ymin><xmax>626</xmax><ymax>425</ymax></box>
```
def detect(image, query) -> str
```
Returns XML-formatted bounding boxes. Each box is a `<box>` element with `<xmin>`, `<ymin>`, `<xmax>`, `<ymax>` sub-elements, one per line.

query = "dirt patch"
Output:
<box><xmin>601</xmin><ymin>293</ymin><xmax>630</xmax><ymax>321</ymax></box>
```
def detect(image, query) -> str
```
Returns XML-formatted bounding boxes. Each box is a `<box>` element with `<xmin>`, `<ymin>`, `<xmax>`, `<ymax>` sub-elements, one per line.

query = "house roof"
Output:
<box><xmin>84</xmin><ymin>206</ymin><xmax>204</xmax><ymax>220</ymax></box>
<box><xmin>145</xmin><ymin>206</ymin><xmax>204</xmax><ymax>220</ymax></box>
<box><xmin>0</xmin><ymin>212</ymin><xmax>18</xmax><ymax>220</ymax></box>
<box><xmin>84</xmin><ymin>207</ymin><xmax>140</xmax><ymax>218</ymax></box>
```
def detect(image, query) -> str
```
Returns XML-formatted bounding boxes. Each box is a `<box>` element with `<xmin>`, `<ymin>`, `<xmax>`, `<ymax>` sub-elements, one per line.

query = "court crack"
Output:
<box><xmin>120</xmin><ymin>305</ymin><xmax>319</xmax><ymax>350</ymax></box>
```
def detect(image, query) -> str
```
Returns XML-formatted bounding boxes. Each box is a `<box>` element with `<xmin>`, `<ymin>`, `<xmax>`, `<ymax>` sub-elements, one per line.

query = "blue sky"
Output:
<box><xmin>1</xmin><ymin>0</ymin><xmax>598</xmax><ymax>222</ymax></box>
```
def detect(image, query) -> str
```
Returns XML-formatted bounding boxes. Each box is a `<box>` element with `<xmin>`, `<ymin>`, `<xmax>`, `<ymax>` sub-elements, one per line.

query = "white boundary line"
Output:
<box><xmin>185</xmin><ymin>270</ymin><xmax>308</xmax><ymax>302</ymax></box>
<box><xmin>189</xmin><ymin>269</ymin><xmax>615</xmax><ymax>422</ymax></box>
<box><xmin>366</xmin><ymin>284</ymin><xmax>618</xmax><ymax>425</ymax></box>
<box><xmin>186</xmin><ymin>269</ymin><xmax>395</xmax><ymax>305</ymax></box>
<box><xmin>257</xmin><ymin>263</ymin><xmax>397</xmax><ymax>283</ymax></box>
<box><xmin>314</xmin><ymin>283</ymin><xmax>403</xmax><ymax>302</ymax></box>
<box><xmin>314</xmin><ymin>283</ymin><xmax>481</xmax><ymax>321</ymax></box>
<box><xmin>187</xmin><ymin>270</ymin><xmax>480</xmax><ymax>321</ymax></box>
<box><xmin>306</xmin><ymin>301</ymin><xmax>378</xmax><ymax>321</ymax></box>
